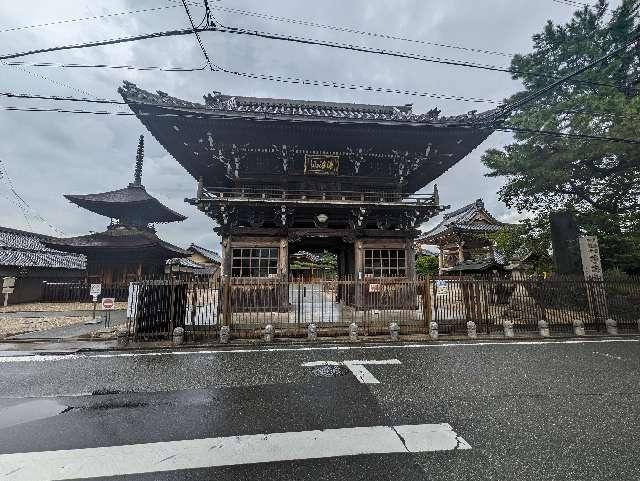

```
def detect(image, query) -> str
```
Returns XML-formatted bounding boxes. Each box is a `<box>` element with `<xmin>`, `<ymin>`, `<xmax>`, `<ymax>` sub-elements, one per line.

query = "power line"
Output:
<box><xmin>180</xmin><ymin>0</ymin><xmax>215</xmax><ymax>71</ymax></box>
<box><xmin>0</xmin><ymin>91</ymin><xmax>125</xmax><ymax>104</ymax></box>
<box><xmin>1</xmin><ymin>104</ymin><xmax>638</xmax><ymax>145</ymax></box>
<box><xmin>0</xmin><ymin>5</ymin><xmax>186</xmax><ymax>34</ymax></box>
<box><xmin>0</xmin><ymin>158</ymin><xmax>64</xmax><ymax>235</ymax></box>
<box><xmin>208</xmin><ymin>25</ymin><xmax>621</xmax><ymax>89</ymax></box>
<box><xmin>1</xmin><ymin>60</ymin><xmax>207</xmax><ymax>72</ymax></box>
<box><xmin>207</xmin><ymin>4</ymin><xmax>514</xmax><ymax>58</ymax></box>
<box><xmin>0</xmin><ymin>28</ymin><xmax>196</xmax><ymax>61</ymax></box>
<box><xmin>493</xmin><ymin>31</ymin><xmax>640</xmax><ymax>119</ymax></box>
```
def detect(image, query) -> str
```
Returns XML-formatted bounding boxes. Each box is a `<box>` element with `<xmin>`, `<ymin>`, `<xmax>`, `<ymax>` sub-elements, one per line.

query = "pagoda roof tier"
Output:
<box><xmin>45</xmin><ymin>227</ymin><xmax>190</xmax><ymax>259</ymax></box>
<box><xmin>420</xmin><ymin>198</ymin><xmax>505</xmax><ymax>244</ymax></box>
<box><xmin>119</xmin><ymin>82</ymin><xmax>495</xmax><ymax>193</ymax></box>
<box><xmin>64</xmin><ymin>185</ymin><xmax>186</xmax><ymax>224</ymax></box>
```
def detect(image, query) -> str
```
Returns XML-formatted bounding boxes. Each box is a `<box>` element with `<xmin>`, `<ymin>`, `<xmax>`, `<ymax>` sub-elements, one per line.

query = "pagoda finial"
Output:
<box><xmin>133</xmin><ymin>135</ymin><xmax>144</xmax><ymax>186</ymax></box>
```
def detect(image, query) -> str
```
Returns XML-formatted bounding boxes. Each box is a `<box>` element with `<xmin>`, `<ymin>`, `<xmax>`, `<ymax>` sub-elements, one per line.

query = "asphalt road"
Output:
<box><xmin>0</xmin><ymin>338</ymin><xmax>639</xmax><ymax>480</ymax></box>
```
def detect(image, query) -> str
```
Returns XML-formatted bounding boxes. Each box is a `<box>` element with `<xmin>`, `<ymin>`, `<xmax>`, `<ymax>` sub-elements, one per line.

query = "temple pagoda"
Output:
<box><xmin>419</xmin><ymin>199</ymin><xmax>507</xmax><ymax>274</ymax></box>
<box><xmin>119</xmin><ymin>81</ymin><xmax>496</xmax><ymax>282</ymax></box>
<box><xmin>46</xmin><ymin>136</ymin><xmax>189</xmax><ymax>283</ymax></box>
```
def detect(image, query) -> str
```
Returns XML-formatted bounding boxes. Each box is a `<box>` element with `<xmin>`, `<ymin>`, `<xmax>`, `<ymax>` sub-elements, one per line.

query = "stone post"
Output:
<box><xmin>172</xmin><ymin>327</ymin><xmax>184</xmax><ymax>346</ymax></box>
<box><xmin>116</xmin><ymin>329</ymin><xmax>129</xmax><ymax>347</ymax></box>
<box><xmin>573</xmin><ymin>319</ymin><xmax>586</xmax><ymax>337</ymax></box>
<box><xmin>308</xmin><ymin>323</ymin><xmax>317</xmax><ymax>341</ymax></box>
<box><xmin>219</xmin><ymin>325</ymin><xmax>230</xmax><ymax>344</ymax></box>
<box><xmin>264</xmin><ymin>324</ymin><xmax>274</xmax><ymax>342</ymax></box>
<box><xmin>429</xmin><ymin>321</ymin><xmax>438</xmax><ymax>340</ymax></box>
<box><xmin>349</xmin><ymin>322</ymin><xmax>358</xmax><ymax>342</ymax></box>
<box><xmin>538</xmin><ymin>320</ymin><xmax>550</xmax><ymax>338</ymax></box>
<box><xmin>503</xmin><ymin>319</ymin><xmax>515</xmax><ymax>338</ymax></box>
<box><xmin>605</xmin><ymin>318</ymin><xmax>618</xmax><ymax>335</ymax></box>
<box><xmin>389</xmin><ymin>322</ymin><xmax>400</xmax><ymax>341</ymax></box>
<box><xmin>467</xmin><ymin>321</ymin><xmax>477</xmax><ymax>339</ymax></box>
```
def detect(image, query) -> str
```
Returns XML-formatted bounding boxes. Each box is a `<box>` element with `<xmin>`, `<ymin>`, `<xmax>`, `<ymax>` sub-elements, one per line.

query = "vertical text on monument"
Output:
<box><xmin>579</xmin><ymin>236</ymin><xmax>603</xmax><ymax>279</ymax></box>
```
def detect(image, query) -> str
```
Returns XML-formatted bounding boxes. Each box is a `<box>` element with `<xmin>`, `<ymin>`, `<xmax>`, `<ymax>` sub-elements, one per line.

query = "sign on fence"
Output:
<box><xmin>90</xmin><ymin>283</ymin><xmax>102</xmax><ymax>300</ymax></box>
<box><xmin>127</xmin><ymin>282</ymin><xmax>139</xmax><ymax>319</ymax></box>
<box><xmin>369</xmin><ymin>284</ymin><xmax>381</xmax><ymax>293</ymax></box>
<box><xmin>2</xmin><ymin>276</ymin><xmax>15</xmax><ymax>306</ymax></box>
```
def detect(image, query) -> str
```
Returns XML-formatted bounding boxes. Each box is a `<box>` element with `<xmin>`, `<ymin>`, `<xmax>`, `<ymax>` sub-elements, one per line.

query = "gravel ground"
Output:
<box><xmin>0</xmin><ymin>301</ymin><xmax>126</xmax><ymax>313</ymax></box>
<box><xmin>0</xmin><ymin>315</ymin><xmax>92</xmax><ymax>339</ymax></box>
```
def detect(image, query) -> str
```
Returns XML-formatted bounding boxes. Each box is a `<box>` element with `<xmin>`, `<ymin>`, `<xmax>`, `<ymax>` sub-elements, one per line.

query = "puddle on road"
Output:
<box><xmin>0</xmin><ymin>399</ymin><xmax>70</xmax><ymax>430</ymax></box>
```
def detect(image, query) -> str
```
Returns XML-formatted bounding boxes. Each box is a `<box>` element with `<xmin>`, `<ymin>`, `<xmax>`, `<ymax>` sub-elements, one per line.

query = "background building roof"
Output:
<box><xmin>0</xmin><ymin>226</ymin><xmax>86</xmax><ymax>270</ymax></box>
<box><xmin>421</xmin><ymin>199</ymin><xmax>504</xmax><ymax>242</ymax></box>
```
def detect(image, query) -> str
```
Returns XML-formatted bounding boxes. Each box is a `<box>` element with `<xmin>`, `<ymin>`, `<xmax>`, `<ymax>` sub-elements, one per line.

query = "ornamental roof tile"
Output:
<box><xmin>119</xmin><ymin>81</ymin><xmax>496</xmax><ymax>124</ymax></box>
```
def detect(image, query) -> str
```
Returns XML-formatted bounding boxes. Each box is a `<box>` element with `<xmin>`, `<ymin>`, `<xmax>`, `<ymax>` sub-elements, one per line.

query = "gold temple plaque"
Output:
<box><xmin>304</xmin><ymin>154</ymin><xmax>340</xmax><ymax>176</ymax></box>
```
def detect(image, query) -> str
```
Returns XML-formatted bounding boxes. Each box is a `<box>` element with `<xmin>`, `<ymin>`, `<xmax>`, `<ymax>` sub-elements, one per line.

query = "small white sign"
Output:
<box><xmin>2</xmin><ymin>287</ymin><xmax>14</xmax><ymax>295</ymax></box>
<box><xmin>101</xmin><ymin>297</ymin><xmax>116</xmax><ymax>310</ymax></box>
<box><xmin>2</xmin><ymin>277</ymin><xmax>16</xmax><ymax>288</ymax></box>
<box><xmin>90</xmin><ymin>283</ymin><xmax>102</xmax><ymax>298</ymax></box>
<box><xmin>368</xmin><ymin>284</ymin><xmax>381</xmax><ymax>293</ymax></box>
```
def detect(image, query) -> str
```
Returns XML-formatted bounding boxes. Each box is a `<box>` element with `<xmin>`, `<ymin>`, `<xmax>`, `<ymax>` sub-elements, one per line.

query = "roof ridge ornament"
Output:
<box><xmin>133</xmin><ymin>135</ymin><xmax>144</xmax><ymax>187</ymax></box>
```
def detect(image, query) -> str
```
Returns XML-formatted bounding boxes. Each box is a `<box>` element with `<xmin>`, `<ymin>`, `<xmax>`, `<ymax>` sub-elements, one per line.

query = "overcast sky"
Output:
<box><xmin>0</xmin><ymin>0</ymin><xmax>612</xmax><ymax>252</ymax></box>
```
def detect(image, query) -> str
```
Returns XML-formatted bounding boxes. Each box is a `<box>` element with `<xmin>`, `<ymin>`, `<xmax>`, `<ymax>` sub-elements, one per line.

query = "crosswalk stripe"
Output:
<box><xmin>0</xmin><ymin>423</ymin><xmax>470</xmax><ymax>480</ymax></box>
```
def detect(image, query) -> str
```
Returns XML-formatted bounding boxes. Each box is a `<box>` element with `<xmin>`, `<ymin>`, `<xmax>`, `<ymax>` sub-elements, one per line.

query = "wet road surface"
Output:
<box><xmin>0</xmin><ymin>338</ymin><xmax>639</xmax><ymax>480</ymax></box>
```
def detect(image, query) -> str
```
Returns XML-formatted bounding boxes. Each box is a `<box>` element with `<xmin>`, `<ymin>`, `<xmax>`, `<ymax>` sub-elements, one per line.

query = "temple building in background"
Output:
<box><xmin>46</xmin><ymin>136</ymin><xmax>189</xmax><ymax>283</ymax></box>
<box><xmin>419</xmin><ymin>199</ymin><xmax>508</xmax><ymax>274</ymax></box>
<box><xmin>120</xmin><ymin>81</ymin><xmax>495</xmax><ymax>286</ymax></box>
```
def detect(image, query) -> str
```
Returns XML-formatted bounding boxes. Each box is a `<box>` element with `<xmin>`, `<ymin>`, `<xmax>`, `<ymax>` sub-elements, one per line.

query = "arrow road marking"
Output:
<box><xmin>302</xmin><ymin>359</ymin><xmax>402</xmax><ymax>384</ymax></box>
<box><xmin>0</xmin><ymin>423</ymin><xmax>470</xmax><ymax>481</ymax></box>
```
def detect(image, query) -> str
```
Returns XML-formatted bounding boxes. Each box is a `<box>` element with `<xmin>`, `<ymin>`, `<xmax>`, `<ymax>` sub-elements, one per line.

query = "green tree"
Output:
<box><xmin>482</xmin><ymin>0</ymin><xmax>640</xmax><ymax>273</ymax></box>
<box><xmin>416</xmin><ymin>255</ymin><xmax>439</xmax><ymax>276</ymax></box>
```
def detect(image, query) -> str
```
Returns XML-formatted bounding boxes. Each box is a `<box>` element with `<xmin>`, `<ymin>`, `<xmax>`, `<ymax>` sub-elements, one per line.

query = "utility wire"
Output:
<box><xmin>0</xmin><ymin>24</ymin><xmax>621</xmax><ymax>89</ymax></box>
<box><xmin>207</xmin><ymin>4</ymin><xmax>514</xmax><ymax>58</ymax></box>
<box><xmin>1</xmin><ymin>60</ymin><xmax>207</xmax><ymax>72</ymax></box>
<box><xmin>493</xmin><ymin>31</ymin><xmax>640</xmax><ymax>119</ymax></box>
<box><xmin>181</xmin><ymin>0</ymin><xmax>215</xmax><ymax>71</ymax></box>
<box><xmin>0</xmin><ymin>5</ymin><xmax>186</xmax><ymax>34</ymax></box>
<box><xmin>1</xmin><ymin>104</ymin><xmax>638</xmax><ymax>145</ymax></box>
<box><xmin>0</xmin><ymin>91</ymin><xmax>125</xmax><ymax>104</ymax></box>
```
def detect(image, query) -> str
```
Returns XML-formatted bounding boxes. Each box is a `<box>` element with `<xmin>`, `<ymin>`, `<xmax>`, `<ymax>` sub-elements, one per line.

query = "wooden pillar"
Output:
<box><xmin>406</xmin><ymin>239</ymin><xmax>416</xmax><ymax>280</ymax></box>
<box><xmin>221</xmin><ymin>236</ymin><xmax>233</xmax><ymax>278</ymax></box>
<box><xmin>438</xmin><ymin>248</ymin><xmax>444</xmax><ymax>275</ymax></box>
<box><xmin>458</xmin><ymin>240</ymin><xmax>466</xmax><ymax>264</ymax></box>
<box><xmin>354</xmin><ymin>240</ymin><xmax>363</xmax><ymax>308</ymax></box>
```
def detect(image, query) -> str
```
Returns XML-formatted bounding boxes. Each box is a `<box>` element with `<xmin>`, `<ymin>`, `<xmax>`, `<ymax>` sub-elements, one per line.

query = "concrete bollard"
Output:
<box><xmin>219</xmin><ymin>325</ymin><xmax>230</xmax><ymax>344</ymax></box>
<box><xmin>467</xmin><ymin>321</ymin><xmax>477</xmax><ymax>339</ymax></box>
<box><xmin>503</xmin><ymin>319</ymin><xmax>515</xmax><ymax>338</ymax></box>
<box><xmin>605</xmin><ymin>318</ymin><xmax>618</xmax><ymax>335</ymax></box>
<box><xmin>172</xmin><ymin>327</ymin><xmax>184</xmax><ymax>346</ymax></box>
<box><xmin>538</xmin><ymin>320</ymin><xmax>550</xmax><ymax>338</ymax></box>
<box><xmin>389</xmin><ymin>322</ymin><xmax>400</xmax><ymax>341</ymax></box>
<box><xmin>263</xmin><ymin>324</ymin><xmax>274</xmax><ymax>342</ymax></box>
<box><xmin>308</xmin><ymin>323</ymin><xmax>317</xmax><ymax>341</ymax></box>
<box><xmin>429</xmin><ymin>321</ymin><xmax>438</xmax><ymax>340</ymax></box>
<box><xmin>116</xmin><ymin>329</ymin><xmax>129</xmax><ymax>347</ymax></box>
<box><xmin>573</xmin><ymin>319</ymin><xmax>586</xmax><ymax>337</ymax></box>
<box><xmin>349</xmin><ymin>323</ymin><xmax>358</xmax><ymax>342</ymax></box>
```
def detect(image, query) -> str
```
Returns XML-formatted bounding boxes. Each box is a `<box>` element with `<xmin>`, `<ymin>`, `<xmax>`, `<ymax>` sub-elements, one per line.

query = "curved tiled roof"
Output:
<box><xmin>188</xmin><ymin>244</ymin><xmax>222</xmax><ymax>264</ymax></box>
<box><xmin>0</xmin><ymin>226</ymin><xmax>86</xmax><ymax>270</ymax></box>
<box><xmin>420</xmin><ymin>199</ymin><xmax>504</xmax><ymax>242</ymax></box>
<box><xmin>65</xmin><ymin>185</ymin><xmax>186</xmax><ymax>224</ymax></box>
<box><xmin>119</xmin><ymin>81</ymin><xmax>495</xmax><ymax>125</ymax></box>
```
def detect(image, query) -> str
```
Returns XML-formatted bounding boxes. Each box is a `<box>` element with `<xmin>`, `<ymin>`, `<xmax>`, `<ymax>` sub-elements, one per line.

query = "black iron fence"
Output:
<box><xmin>36</xmin><ymin>275</ymin><xmax>640</xmax><ymax>341</ymax></box>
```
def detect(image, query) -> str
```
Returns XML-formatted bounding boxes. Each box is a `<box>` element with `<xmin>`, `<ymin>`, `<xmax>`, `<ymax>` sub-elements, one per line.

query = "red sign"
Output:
<box><xmin>101</xmin><ymin>298</ymin><xmax>115</xmax><ymax>310</ymax></box>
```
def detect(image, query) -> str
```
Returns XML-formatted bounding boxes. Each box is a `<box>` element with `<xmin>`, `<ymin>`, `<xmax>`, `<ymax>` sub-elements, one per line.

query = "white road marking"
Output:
<box><xmin>302</xmin><ymin>359</ymin><xmax>402</xmax><ymax>384</ymax></box>
<box><xmin>0</xmin><ymin>423</ymin><xmax>470</xmax><ymax>481</ymax></box>
<box><xmin>0</xmin><ymin>338</ymin><xmax>637</xmax><ymax>363</ymax></box>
